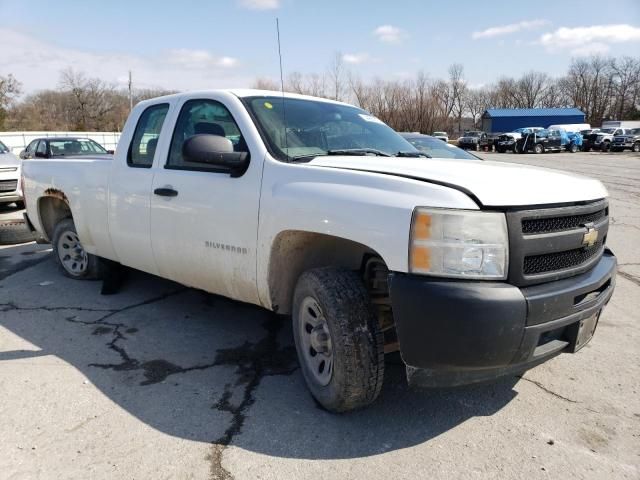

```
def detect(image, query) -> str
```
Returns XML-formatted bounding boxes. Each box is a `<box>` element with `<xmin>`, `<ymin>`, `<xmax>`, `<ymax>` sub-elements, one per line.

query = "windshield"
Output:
<box><xmin>405</xmin><ymin>136</ymin><xmax>479</xmax><ymax>160</ymax></box>
<box><xmin>49</xmin><ymin>139</ymin><xmax>108</xmax><ymax>156</ymax></box>
<box><xmin>0</xmin><ymin>141</ymin><xmax>8</xmax><ymax>153</ymax></box>
<box><xmin>599</xmin><ymin>128</ymin><xmax>615</xmax><ymax>134</ymax></box>
<box><xmin>432</xmin><ymin>132</ymin><xmax>447</xmax><ymax>136</ymax></box>
<box><xmin>244</xmin><ymin>96</ymin><xmax>416</xmax><ymax>161</ymax></box>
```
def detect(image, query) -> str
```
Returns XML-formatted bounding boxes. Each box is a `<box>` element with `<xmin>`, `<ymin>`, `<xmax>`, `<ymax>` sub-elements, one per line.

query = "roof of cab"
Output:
<box><xmin>140</xmin><ymin>89</ymin><xmax>354</xmax><ymax>107</ymax></box>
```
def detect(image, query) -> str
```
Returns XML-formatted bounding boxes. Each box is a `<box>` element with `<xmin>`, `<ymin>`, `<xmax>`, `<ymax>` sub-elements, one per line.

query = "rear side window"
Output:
<box><xmin>128</xmin><ymin>103</ymin><xmax>169</xmax><ymax>168</ymax></box>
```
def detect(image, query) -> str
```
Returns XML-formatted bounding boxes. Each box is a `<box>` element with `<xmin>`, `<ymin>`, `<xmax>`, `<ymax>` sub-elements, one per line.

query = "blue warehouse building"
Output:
<box><xmin>481</xmin><ymin>108</ymin><xmax>586</xmax><ymax>133</ymax></box>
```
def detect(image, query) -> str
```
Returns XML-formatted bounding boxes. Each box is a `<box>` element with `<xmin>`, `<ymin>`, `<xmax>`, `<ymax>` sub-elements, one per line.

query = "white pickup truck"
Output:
<box><xmin>22</xmin><ymin>90</ymin><xmax>617</xmax><ymax>412</ymax></box>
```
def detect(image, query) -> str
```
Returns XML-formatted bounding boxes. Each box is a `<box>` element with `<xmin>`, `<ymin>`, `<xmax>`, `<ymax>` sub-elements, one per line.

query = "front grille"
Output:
<box><xmin>506</xmin><ymin>200</ymin><xmax>609</xmax><ymax>286</ymax></box>
<box><xmin>0</xmin><ymin>179</ymin><xmax>17</xmax><ymax>192</ymax></box>
<box><xmin>522</xmin><ymin>208</ymin><xmax>607</xmax><ymax>234</ymax></box>
<box><xmin>524</xmin><ymin>240</ymin><xmax>603</xmax><ymax>275</ymax></box>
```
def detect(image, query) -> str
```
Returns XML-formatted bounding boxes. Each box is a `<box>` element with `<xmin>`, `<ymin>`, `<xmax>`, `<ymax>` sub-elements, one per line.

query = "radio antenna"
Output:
<box><xmin>276</xmin><ymin>18</ymin><xmax>289</xmax><ymax>157</ymax></box>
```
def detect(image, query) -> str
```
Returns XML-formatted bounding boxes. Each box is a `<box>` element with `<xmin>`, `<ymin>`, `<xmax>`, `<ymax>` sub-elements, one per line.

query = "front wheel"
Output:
<box><xmin>570</xmin><ymin>143</ymin><xmax>578</xmax><ymax>153</ymax></box>
<box><xmin>534</xmin><ymin>143</ymin><xmax>544</xmax><ymax>154</ymax></box>
<box><xmin>633</xmin><ymin>142</ymin><xmax>640</xmax><ymax>153</ymax></box>
<box><xmin>292</xmin><ymin>267</ymin><xmax>384</xmax><ymax>412</ymax></box>
<box><xmin>52</xmin><ymin>218</ymin><xmax>104</xmax><ymax>279</ymax></box>
<box><xmin>601</xmin><ymin>142</ymin><xmax>610</xmax><ymax>152</ymax></box>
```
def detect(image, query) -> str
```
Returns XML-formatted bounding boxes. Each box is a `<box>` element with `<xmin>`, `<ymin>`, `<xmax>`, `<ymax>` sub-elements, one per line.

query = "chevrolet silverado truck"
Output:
<box><xmin>22</xmin><ymin>90</ymin><xmax>617</xmax><ymax>412</ymax></box>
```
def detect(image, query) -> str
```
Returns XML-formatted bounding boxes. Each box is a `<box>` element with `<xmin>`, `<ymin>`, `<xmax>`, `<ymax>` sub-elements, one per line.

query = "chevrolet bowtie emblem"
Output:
<box><xmin>582</xmin><ymin>225</ymin><xmax>599</xmax><ymax>247</ymax></box>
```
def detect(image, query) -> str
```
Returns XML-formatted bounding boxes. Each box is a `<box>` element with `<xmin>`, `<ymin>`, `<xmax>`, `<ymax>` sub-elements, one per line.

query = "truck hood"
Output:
<box><xmin>307</xmin><ymin>156</ymin><xmax>608</xmax><ymax>207</ymax></box>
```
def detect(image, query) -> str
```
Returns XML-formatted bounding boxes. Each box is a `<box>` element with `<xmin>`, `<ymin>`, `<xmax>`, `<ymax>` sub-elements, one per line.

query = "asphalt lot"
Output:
<box><xmin>1</xmin><ymin>151</ymin><xmax>639</xmax><ymax>480</ymax></box>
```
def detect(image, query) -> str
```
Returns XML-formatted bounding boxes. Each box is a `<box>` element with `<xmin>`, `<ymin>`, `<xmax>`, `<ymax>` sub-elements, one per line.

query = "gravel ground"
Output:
<box><xmin>0</xmin><ymin>151</ymin><xmax>638</xmax><ymax>480</ymax></box>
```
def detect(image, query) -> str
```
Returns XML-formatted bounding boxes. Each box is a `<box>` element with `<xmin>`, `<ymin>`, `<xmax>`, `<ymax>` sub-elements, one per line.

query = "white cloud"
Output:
<box><xmin>539</xmin><ymin>24</ymin><xmax>640</xmax><ymax>55</ymax></box>
<box><xmin>342</xmin><ymin>53</ymin><xmax>371</xmax><ymax>64</ymax></box>
<box><xmin>0</xmin><ymin>29</ymin><xmax>249</xmax><ymax>94</ymax></box>
<box><xmin>373</xmin><ymin>25</ymin><xmax>406</xmax><ymax>44</ymax></box>
<box><xmin>238</xmin><ymin>0</ymin><xmax>280</xmax><ymax>9</ymax></box>
<box><xmin>472</xmin><ymin>19</ymin><xmax>549</xmax><ymax>39</ymax></box>
<box><xmin>166</xmin><ymin>49</ymin><xmax>239</xmax><ymax>69</ymax></box>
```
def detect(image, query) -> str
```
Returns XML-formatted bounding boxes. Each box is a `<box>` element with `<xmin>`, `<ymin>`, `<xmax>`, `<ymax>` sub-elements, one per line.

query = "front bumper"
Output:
<box><xmin>389</xmin><ymin>250</ymin><xmax>616</xmax><ymax>387</ymax></box>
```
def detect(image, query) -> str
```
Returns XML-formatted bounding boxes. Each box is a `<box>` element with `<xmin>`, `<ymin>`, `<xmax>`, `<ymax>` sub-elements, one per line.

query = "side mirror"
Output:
<box><xmin>182</xmin><ymin>134</ymin><xmax>249</xmax><ymax>177</ymax></box>
<box><xmin>19</xmin><ymin>150</ymin><xmax>26</xmax><ymax>159</ymax></box>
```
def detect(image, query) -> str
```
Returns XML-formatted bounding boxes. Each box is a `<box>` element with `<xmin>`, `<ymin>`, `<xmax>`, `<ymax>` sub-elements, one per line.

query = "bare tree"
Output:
<box><xmin>251</xmin><ymin>77</ymin><xmax>279</xmax><ymax>91</ymax></box>
<box><xmin>327</xmin><ymin>52</ymin><xmax>346</xmax><ymax>101</ymax></box>
<box><xmin>0</xmin><ymin>74</ymin><xmax>22</xmax><ymax>129</ymax></box>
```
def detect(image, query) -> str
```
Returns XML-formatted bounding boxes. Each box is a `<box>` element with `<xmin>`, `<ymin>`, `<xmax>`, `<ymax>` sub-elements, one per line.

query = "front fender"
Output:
<box><xmin>255</xmin><ymin>157</ymin><xmax>479</xmax><ymax>308</ymax></box>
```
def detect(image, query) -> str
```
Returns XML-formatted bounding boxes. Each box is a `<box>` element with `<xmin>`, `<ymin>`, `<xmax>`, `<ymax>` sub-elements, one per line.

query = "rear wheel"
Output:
<box><xmin>534</xmin><ymin>143</ymin><xmax>544</xmax><ymax>154</ymax></box>
<box><xmin>601</xmin><ymin>142</ymin><xmax>610</xmax><ymax>152</ymax></box>
<box><xmin>633</xmin><ymin>142</ymin><xmax>640</xmax><ymax>153</ymax></box>
<box><xmin>569</xmin><ymin>143</ymin><xmax>578</xmax><ymax>153</ymax></box>
<box><xmin>52</xmin><ymin>218</ymin><xmax>104</xmax><ymax>279</ymax></box>
<box><xmin>292</xmin><ymin>267</ymin><xmax>384</xmax><ymax>412</ymax></box>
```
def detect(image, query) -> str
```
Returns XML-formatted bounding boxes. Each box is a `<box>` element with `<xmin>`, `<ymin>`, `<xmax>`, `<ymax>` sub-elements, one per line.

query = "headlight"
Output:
<box><xmin>409</xmin><ymin>208</ymin><xmax>508</xmax><ymax>279</ymax></box>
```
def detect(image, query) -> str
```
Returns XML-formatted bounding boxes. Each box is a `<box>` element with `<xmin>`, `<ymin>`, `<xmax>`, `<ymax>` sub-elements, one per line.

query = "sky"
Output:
<box><xmin>1</xmin><ymin>0</ymin><xmax>639</xmax><ymax>95</ymax></box>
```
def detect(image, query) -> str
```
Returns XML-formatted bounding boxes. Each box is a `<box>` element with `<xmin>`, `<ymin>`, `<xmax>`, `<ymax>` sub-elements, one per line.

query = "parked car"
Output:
<box><xmin>582</xmin><ymin>127</ymin><xmax>632</xmax><ymax>152</ymax></box>
<box><xmin>400</xmin><ymin>133</ymin><xmax>478</xmax><ymax>159</ymax></box>
<box><xmin>516</xmin><ymin>128</ymin><xmax>565</xmax><ymax>154</ymax></box>
<box><xmin>23</xmin><ymin>89</ymin><xmax>616</xmax><ymax>412</ymax></box>
<box><xmin>458</xmin><ymin>131</ymin><xmax>491</xmax><ymax>151</ymax></box>
<box><xmin>431</xmin><ymin>131</ymin><xmax>449</xmax><ymax>142</ymax></box>
<box><xmin>611</xmin><ymin>127</ymin><xmax>640</xmax><ymax>152</ymax></box>
<box><xmin>0</xmin><ymin>140</ymin><xmax>23</xmax><ymax>208</ymax></box>
<box><xmin>495</xmin><ymin>127</ymin><xmax>543</xmax><ymax>153</ymax></box>
<box><xmin>19</xmin><ymin>137</ymin><xmax>112</xmax><ymax>160</ymax></box>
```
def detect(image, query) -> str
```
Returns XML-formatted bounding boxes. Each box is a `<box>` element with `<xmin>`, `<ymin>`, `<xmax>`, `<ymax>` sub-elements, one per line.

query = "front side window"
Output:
<box><xmin>0</xmin><ymin>140</ymin><xmax>8</xmax><ymax>153</ymax></box>
<box><xmin>128</xmin><ymin>103</ymin><xmax>170</xmax><ymax>167</ymax></box>
<box><xmin>244</xmin><ymin>96</ymin><xmax>415</xmax><ymax>161</ymax></box>
<box><xmin>167</xmin><ymin>99</ymin><xmax>247</xmax><ymax>170</ymax></box>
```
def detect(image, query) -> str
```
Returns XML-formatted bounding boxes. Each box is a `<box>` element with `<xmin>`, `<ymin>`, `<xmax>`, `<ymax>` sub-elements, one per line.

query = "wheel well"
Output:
<box><xmin>267</xmin><ymin>230</ymin><xmax>384</xmax><ymax>315</ymax></box>
<box><xmin>38</xmin><ymin>193</ymin><xmax>71</xmax><ymax>241</ymax></box>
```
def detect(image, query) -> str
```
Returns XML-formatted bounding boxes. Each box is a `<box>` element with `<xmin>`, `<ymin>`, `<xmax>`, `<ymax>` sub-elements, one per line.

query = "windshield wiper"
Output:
<box><xmin>326</xmin><ymin>148</ymin><xmax>392</xmax><ymax>157</ymax></box>
<box><xmin>395</xmin><ymin>150</ymin><xmax>431</xmax><ymax>158</ymax></box>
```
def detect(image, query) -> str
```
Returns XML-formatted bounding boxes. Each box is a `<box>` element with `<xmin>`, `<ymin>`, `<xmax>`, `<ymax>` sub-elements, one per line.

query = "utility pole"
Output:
<box><xmin>128</xmin><ymin>70</ymin><xmax>133</xmax><ymax>112</ymax></box>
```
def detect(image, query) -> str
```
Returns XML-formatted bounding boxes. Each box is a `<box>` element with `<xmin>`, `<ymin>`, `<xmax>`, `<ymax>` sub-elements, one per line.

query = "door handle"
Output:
<box><xmin>154</xmin><ymin>187</ymin><xmax>178</xmax><ymax>197</ymax></box>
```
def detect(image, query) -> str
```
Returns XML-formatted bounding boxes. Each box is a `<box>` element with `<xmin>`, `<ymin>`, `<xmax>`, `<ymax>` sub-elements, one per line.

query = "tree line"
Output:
<box><xmin>1</xmin><ymin>55</ymin><xmax>639</xmax><ymax>134</ymax></box>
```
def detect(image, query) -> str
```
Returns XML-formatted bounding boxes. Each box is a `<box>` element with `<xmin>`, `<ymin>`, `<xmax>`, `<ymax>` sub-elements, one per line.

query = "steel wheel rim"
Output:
<box><xmin>298</xmin><ymin>296</ymin><xmax>334</xmax><ymax>386</ymax></box>
<box><xmin>57</xmin><ymin>230</ymin><xmax>88</xmax><ymax>276</ymax></box>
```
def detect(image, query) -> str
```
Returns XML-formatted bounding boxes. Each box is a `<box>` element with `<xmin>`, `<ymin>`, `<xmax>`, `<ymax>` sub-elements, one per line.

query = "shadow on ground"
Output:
<box><xmin>0</xmin><ymin>252</ymin><xmax>519</xmax><ymax>461</ymax></box>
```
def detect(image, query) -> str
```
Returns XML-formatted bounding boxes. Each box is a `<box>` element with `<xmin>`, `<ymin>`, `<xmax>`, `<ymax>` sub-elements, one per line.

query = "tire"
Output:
<box><xmin>633</xmin><ymin>142</ymin><xmax>640</xmax><ymax>153</ymax></box>
<box><xmin>0</xmin><ymin>220</ymin><xmax>37</xmax><ymax>245</ymax></box>
<box><xmin>512</xmin><ymin>144</ymin><xmax>518</xmax><ymax>153</ymax></box>
<box><xmin>292</xmin><ymin>267</ymin><xmax>384</xmax><ymax>412</ymax></box>
<box><xmin>52</xmin><ymin>218</ymin><xmax>104</xmax><ymax>280</ymax></box>
<box><xmin>496</xmin><ymin>147</ymin><xmax>504</xmax><ymax>153</ymax></box>
<box><xmin>570</xmin><ymin>143</ymin><xmax>578</xmax><ymax>153</ymax></box>
<box><xmin>601</xmin><ymin>142</ymin><xmax>610</xmax><ymax>152</ymax></box>
<box><xmin>534</xmin><ymin>143</ymin><xmax>544</xmax><ymax>154</ymax></box>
